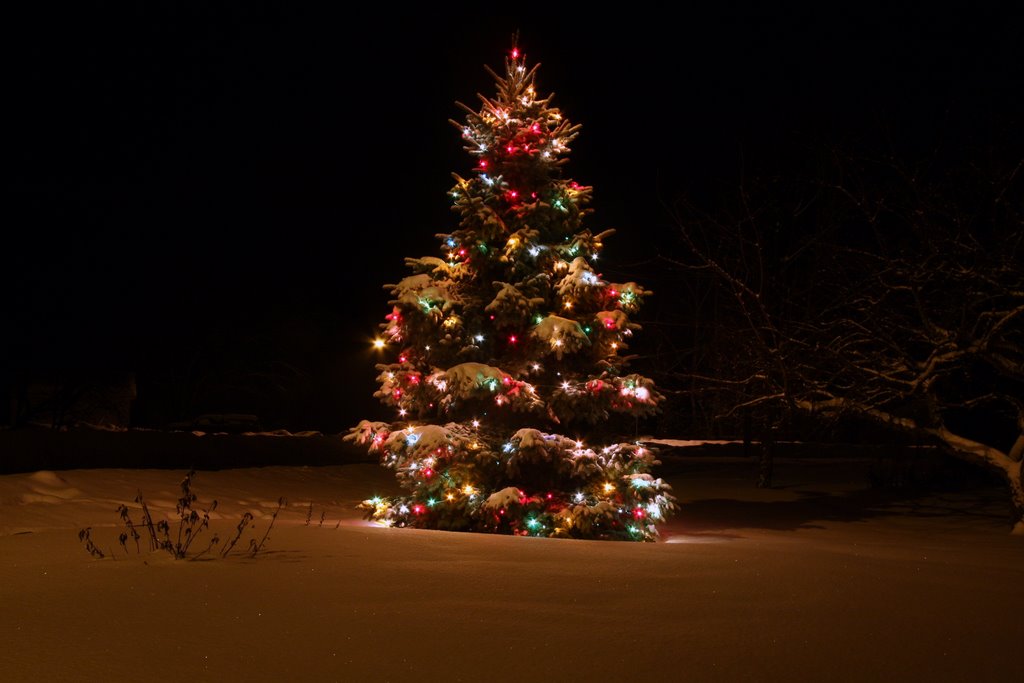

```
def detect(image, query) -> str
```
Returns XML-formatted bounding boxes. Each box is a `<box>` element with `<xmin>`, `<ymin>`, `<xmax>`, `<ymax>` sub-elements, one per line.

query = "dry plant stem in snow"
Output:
<box><xmin>77</xmin><ymin>527</ymin><xmax>105</xmax><ymax>559</ymax></box>
<box><xmin>136</xmin><ymin>493</ymin><xmax>160</xmax><ymax>551</ymax></box>
<box><xmin>117</xmin><ymin>504</ymin><xmax>141</xmax><ymax>554</ymax></box>
<box><xmin>172</xmin><ymin>469</ymin><xmax>218</xmax><ymax>559</ymax></box>
<box><xmin>221</xmin><ymin>511</ymin><xmax>254</xmax><ymax>558</ymax></box>
<box><xmin>249</xmin><ymin>497</ymin><xmax>286</xmax><ymax>557</ymax></box>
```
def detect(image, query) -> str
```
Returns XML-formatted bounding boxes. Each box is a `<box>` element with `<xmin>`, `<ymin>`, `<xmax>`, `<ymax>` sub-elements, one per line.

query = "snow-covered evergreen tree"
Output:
<box><xmin>346</xmin><ymin>44</ymin><xmax>674</xmax><ymax>540</ymax></box>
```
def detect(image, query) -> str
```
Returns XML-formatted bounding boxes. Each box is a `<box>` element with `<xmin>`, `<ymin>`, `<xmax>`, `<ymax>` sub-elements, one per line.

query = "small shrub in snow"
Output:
<box><xmin>78</xmin><ymin>471</ymin><xmax>288</xmax><ymax>562</ymax></box>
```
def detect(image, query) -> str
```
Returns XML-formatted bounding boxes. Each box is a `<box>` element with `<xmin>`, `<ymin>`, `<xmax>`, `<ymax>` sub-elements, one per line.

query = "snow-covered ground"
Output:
<box><xmin>1</xmin><ymin>457</ymin><xmax>1020</xmax><ymax>682</ymax></box>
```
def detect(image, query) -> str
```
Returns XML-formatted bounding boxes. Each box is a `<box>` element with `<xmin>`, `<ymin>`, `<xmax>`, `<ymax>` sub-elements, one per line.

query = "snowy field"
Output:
<box><xmin>1</xmin><ymin>456</ymin><xmax>1021</xmax><ymax>682</ymax></box>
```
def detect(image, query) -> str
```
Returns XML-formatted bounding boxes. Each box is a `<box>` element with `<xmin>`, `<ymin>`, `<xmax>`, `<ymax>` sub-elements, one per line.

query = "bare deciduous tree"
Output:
<box><xmin>673</xmin><ymin>148</ymin><xmax>1024</xmax><ymax>531</ymax></box>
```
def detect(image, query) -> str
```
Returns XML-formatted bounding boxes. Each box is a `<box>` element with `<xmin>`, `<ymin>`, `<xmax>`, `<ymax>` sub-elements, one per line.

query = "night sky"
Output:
<box><xmin>8</xmin><ymin>6</ymin><xmax>1022</xmax><ymax>430</ymax></box>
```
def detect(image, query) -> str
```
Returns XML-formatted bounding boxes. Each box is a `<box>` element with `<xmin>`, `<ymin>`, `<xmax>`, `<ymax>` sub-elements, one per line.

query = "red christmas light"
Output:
<box><xmin>511</xmin><ymin>47</ymin><xmax>520</xmax><ymax>59</ymax></box>
<box><xmin>413</xmin><ymin>504</ymin><xmax>425</xmax><ymax>515</ymax></box>
<box><xmin>508</xmin><ymin>334</ymin><xmax>517</xmax><ymax>344</ymax></box>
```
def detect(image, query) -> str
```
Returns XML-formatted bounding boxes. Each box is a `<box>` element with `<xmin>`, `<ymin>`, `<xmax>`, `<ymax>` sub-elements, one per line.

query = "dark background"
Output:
<box><xmin>7</xmin><ymin>5</ymin><xmax>1022</xmax><ymax>432</ymax></box>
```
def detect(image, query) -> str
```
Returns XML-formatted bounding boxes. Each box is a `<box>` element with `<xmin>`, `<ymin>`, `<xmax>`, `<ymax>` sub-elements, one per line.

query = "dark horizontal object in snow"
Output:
<box><xmin>0</xmin><ymin>426</ymin><xmax>375</xmax><ymax>473</ymax></box>
<box><xmin>164</xmin><ymin>413</ymin><xmax>263</xmax><ymax>434</ymax></box>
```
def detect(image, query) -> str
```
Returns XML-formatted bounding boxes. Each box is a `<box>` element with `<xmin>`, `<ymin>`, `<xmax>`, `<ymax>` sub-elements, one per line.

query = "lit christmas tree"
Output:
<box><xmin>346</xmin><ymin>43</ymin><xmax>675</xmax><ymax>540</ymax></box>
